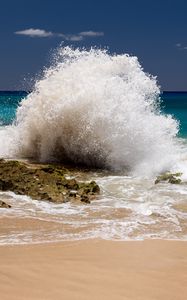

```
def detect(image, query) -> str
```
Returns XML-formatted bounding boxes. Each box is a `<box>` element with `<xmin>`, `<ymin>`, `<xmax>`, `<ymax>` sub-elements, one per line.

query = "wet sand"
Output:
<box><xmin>0</xmin><ymin>240</ymin><xmax>186</xmax><ymax>300</ymax></box>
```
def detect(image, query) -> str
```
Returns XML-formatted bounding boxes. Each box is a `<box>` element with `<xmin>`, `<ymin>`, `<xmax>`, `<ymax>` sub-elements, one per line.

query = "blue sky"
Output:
<box><xmin>0</xmin><ymin>0</ymin><xmax>187</xmax><ymax>90</ymax></box>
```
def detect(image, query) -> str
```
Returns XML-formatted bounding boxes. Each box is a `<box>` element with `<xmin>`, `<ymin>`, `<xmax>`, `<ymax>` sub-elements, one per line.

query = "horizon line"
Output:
<box><xmin>0</xmin><ymin>90</ymin><xmax>187</xmax><ymax>93</ymax></box>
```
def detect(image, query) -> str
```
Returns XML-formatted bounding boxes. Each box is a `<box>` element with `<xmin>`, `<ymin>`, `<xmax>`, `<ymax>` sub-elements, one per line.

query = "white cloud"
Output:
<box><xmin>15</xmin><ymin>28</ymin><xmax>53</xmax><ymax>38</ymax></box>
<box><xmin>57</xmin><ymin>33</ymin><xmax>66</xmax><ymax>38</ymax></box>
<box><xmin>15</xmin><ymin>28</ymin><xmax>104</xmax><ymax>41</ymax></box>
<box><xmin>67</xmin><ymin>35</ymin><xmax>83</xmax><ymax>41</ymax></box>
<box><xmin>176</xmin><ymin>43</ymin><xmax>187</xmax><ymax>50</ymax></box>
<box><xmin>79</xmin><ymin>31</ymin><xmax>104</xmax><ymax>37</ymax></box>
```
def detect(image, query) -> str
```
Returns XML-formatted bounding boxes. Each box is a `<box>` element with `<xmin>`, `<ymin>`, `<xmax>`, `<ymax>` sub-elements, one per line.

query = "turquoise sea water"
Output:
<box><xmin>161</xmin><ymin>92</ymin><xmax>187</xmax><ymax>137</ymax></box>
<box><xmin>0</xmin><ymin>91</ymin><xmax>28</xmax><ymax>125</ymax></box>
<box><xmin>0</xmin><ymin>91</ymin><xmax>187</xmax><ymax>137</ymax></box>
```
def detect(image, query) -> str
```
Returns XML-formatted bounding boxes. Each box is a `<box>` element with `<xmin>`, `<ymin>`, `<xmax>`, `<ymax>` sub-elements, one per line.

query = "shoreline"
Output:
<box><xmin>1</xmin><ymin>236</ymin><xmax>187</xmax><ymax>247</ymax></box>
<box><xmin>0</xmin><ymin>239</ymin><xmax>186</xmax><ymax>300</ymax></box>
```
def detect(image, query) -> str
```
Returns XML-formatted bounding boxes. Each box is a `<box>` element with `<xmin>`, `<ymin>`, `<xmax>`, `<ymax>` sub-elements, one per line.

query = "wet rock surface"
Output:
<box><xmin>0</xmin><ymin>159</ymin><xmax>100</xmax><ymax>204</ymax></box>
<box><xmin>155</xmin><ymin>172</ymin><xmax>182</xmax><ymax>184</ymax></box>
<box><xmin>0</xmin><ymin>200</ymin><xmax>11</xmax><ymax>208</ymax></box>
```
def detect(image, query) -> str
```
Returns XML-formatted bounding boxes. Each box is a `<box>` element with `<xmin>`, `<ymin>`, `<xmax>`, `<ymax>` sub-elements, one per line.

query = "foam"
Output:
<box><xmin>0</xmin><ymin>47</ymin><xmax>180</xmax><ymax>176</ymax></box>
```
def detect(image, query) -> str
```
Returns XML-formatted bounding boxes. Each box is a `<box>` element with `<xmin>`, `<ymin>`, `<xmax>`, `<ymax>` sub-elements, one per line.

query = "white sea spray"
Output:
<box><xmin>0</xmin><ymin>47</ymin><xmax>180</xmax><ymax>176</ymax></box>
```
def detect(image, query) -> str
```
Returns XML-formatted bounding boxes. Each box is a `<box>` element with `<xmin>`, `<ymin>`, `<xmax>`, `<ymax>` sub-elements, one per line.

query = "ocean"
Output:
<box><xmin>1</xmin><ymin>91</ymin><xmax>187</xmax><ymax>136</ymax></box>
<box><xmin>0</xmin><ymin>47</ymin><xmax>187</xmax><ymax>244</ymax></box>
<box><xmin>161</xmin><ymin>92</ymin><xmax>187</xmax><ymax>138</ymax></box>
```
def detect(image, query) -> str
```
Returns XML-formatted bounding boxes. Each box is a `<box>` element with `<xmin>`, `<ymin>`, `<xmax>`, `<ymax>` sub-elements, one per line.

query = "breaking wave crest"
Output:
<box><xmin>0</xmin><ymin>47</ymin><xmax>180</xmax><ymax>175</ymax></box>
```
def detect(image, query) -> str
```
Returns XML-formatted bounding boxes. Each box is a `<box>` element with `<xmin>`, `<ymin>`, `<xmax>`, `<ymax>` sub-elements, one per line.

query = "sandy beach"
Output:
<box><xmin>0</xmin><ymin>240</ymin><xmax>186</xmax><ymax>300</ymax></box>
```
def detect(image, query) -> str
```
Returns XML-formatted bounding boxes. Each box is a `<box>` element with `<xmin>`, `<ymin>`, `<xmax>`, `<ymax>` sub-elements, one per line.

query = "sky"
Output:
<box><xmin>0</xmin><ymin>0</ymin><xmax>187</xmax><ymax>91</ymax></box>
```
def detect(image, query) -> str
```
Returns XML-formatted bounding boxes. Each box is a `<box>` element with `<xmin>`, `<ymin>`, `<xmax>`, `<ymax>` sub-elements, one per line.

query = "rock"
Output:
<box><xmin>0</xmin><ymin>200</ymin><xmax>11</xmax><ymax>208</ymax></box>
<box><xmin>80</xmin><ymin>195</ymin><xmax>90</xmax><ymax>204</ymax></box>
<box><xmin>88</xmin><ymin>180</ymin><xmax>100</xmax><ymax>193</ymax></box>
<box><xmin>0</xmin><ymin>160</ymin><xmax>100</xmax><ymax>204</ymax></box>
<box><xmin>65</xmin><ymin>178</ymin><xmax>79</xmax><ymax>190</ymax></box>
<box><xmin>69</xmin><ymin>190</ymin><xmax>77</xmax><ymax>197</ymax></box>
<box><xmin>155</xmin><ymin>172</ymin><xmax>182</xmax><ymax>184</ymax></box>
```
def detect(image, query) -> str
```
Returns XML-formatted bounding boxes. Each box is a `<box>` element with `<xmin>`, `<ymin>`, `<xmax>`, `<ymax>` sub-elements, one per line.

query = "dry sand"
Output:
<box><xmin>0</xmin><ymin>240</ymin><xmax>186</xmax><ymax>300</ymax></box>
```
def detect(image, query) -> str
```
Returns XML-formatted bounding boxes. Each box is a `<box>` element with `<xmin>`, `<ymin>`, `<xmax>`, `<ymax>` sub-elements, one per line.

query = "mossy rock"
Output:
<box><xmin>0</xmin><ymin>160</ymin><xmax>100</xmax><ymax>204</ymax></box>
<box><xmin>155</xmin><ymin>172</ymin><xmax>182</xmax><ymax>184</ymax></box>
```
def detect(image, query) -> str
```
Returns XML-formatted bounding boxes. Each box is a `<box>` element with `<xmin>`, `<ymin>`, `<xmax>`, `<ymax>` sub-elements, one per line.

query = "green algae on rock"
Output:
<box><xmin>0</xmin><ymin>160</ymin><xmax>100</xmax><ymax>204</ymax></box>
<box><xmin>155</xmin><ymin>172</ymin><xmax>182</xmax><ymax>184</ymax></box>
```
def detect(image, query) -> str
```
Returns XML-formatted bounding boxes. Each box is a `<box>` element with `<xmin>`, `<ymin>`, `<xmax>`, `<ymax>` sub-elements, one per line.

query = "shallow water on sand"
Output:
<box><xmin>0</xmin><ymin>171</ymin><xmax>187</xmax><ymax>245</ymax></box>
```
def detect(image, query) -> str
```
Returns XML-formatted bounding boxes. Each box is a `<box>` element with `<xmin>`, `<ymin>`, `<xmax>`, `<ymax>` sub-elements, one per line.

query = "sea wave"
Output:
<box><xmin>0</xmin><ymin>47</ymin><xmax>181</xmax><ymax>176</ymax></box>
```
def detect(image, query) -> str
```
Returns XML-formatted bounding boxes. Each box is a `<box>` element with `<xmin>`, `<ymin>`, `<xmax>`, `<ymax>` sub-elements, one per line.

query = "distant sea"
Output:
<box><xmin>161</xmin><ymin>92</ymin><xmax>187</xmax><ymax>137</ymax></box>
<box><xmin>0</xmin><ymin>91</ymin><xmax>28</xmax><ymax>125</ymax></box>
<box><xmin>0</xmin><ymin>91</ymin><xmax>187</xmax><ymax>137</ymax></box>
